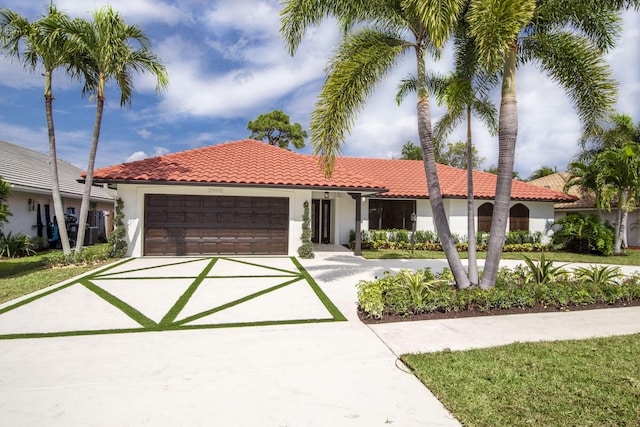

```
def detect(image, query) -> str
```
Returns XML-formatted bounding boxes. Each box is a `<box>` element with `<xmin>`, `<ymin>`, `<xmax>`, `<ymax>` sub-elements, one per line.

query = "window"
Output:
<box><xmin>478</xmin><ymin>203</ymin><xmax>493</xmax><ymax>232</ymax></box>
<box><xmin>509</xmin><ymin>203</ymin><xmax>530</xmax><ymax>231</ymax></box>
<box><xmin>368</xmin><ymin>199</ymin><xmax>416</xmax><ymax>230</ymax></box>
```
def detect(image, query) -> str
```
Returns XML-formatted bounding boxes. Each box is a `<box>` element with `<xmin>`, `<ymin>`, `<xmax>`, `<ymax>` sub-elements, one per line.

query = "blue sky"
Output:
<box><xmin>0</xmin><ymin>1</ymin><xmax>638</xmax><ymax>179</ymax></box>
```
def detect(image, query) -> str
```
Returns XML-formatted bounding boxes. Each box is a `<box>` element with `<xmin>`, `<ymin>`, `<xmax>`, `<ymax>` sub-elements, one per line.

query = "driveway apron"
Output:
<box><xmin>0</xmin><ymin>255</ymin><xmax>460</xmax><ymax>426</ymax></box>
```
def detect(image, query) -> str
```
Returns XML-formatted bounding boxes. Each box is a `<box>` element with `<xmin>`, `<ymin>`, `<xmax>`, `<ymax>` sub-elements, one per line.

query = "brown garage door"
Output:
<box><xmin>144</xmin><ymin>194</ymin><xmax>289</xmax><ymax>256</ymax></box>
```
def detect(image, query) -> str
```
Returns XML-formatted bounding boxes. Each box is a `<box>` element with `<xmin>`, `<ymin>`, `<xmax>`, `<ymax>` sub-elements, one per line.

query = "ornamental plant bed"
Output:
<box><xmin>356</xmin><ymin>256</ymin><xmax>640</xmax><ymax>323</ymax></box>
<box><xmin>358</xmin><ymin>299</ymin><xmax>640</xmax><ymax>324</ymax></box>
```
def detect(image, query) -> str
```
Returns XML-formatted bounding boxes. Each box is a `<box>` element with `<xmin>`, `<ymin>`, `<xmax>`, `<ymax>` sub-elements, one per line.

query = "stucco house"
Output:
<box><xmin>90</xmin><ymin>139</ymin><xmax>574</xmax><ymax>257</ymax></box>
<box><xmin>0</xmin><ymin>140</ymin><xmax>115</xmax><ymax>244</ymax></box>
<box><xmin>529</xmin><ymin>172</ymin><xmax>640</xmax><ymax>247</ymax></box>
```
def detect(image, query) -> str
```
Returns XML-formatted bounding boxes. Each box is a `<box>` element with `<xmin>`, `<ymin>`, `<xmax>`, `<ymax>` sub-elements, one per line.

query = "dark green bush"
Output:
<box><xmin>0</xmin><ymin>231</ymin><xmax>35</xmax><ymax>258</ymax></box>
<box><xmin>552</xmin><ymin>214</ymin><xmax>614</xmax><ymax>255</ymax></box>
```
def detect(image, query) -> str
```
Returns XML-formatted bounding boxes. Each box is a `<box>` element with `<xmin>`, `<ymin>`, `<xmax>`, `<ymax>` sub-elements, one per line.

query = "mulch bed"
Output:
<box><xmin>358</xmin><ymin>299</ymin><xmax>640</xmax><ymax>324</ymax></box>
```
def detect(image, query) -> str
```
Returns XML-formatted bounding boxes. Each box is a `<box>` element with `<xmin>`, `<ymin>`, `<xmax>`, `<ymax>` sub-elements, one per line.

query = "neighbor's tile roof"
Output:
<box><xmin>92</xmin><ymin>139</ymin><xmax>575</xmax><ymax>202</ymax></box>
<box><xmin>91</xmin><ymin>139</ymin><xmax>386</xmax><ymax>191</ymax></box>
<box><xmin>336</xmin><ymin>157</ymin><xmax>575</xmax><ymax>202</ymax></box>
<box><xmin>528</xmin><ymin>172</ymin><xmax>598</xmax><ymax>209</ymax></box>
<box><xmin>0</xmin><ymin>139</ymin><xmax>113</xmax><ymax>202</ymax></box>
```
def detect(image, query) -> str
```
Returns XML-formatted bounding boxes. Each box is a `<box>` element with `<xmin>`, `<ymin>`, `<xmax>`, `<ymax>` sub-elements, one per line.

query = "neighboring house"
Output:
<box><xmin>91</xmin><ymin>139</ymin><xmax>574</xmax><ymax>257</ymax></box>
<box><xmin>0</xmin><ymin>140</ymin><xmax>115</xmax><ymax>244</ymax></box>
<box><xmin>529</xmin><ymin>172</ymin><xmax>640</xmax><ymax>247</ymax></box>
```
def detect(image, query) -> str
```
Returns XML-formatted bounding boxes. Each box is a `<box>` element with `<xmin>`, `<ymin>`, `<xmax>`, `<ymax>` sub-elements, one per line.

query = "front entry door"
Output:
<box><xmin>311</xmin><ymin>199</ymin><xmax>331</xmax><ymax>244</ymax></box>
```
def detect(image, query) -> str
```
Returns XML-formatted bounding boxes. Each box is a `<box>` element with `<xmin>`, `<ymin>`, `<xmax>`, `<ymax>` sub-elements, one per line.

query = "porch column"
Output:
<box><xmin>349</xmin><ymin>192</ymin><xmax>362</xmax><ymax>256</ymax></box>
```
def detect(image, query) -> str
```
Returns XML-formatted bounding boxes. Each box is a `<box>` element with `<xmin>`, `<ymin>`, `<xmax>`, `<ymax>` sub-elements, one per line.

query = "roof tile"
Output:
<box><xmin>92</xmin><ymin>139</ymin><xmax>575</xmax><ymax>202</ymax></box>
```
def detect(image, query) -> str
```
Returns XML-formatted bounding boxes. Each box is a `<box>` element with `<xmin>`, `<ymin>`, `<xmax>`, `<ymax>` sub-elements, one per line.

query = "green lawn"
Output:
<box><xmin>0</xmin><ymin>246</ymin><xmax>112</xmax><ymax>304</ymax></box>
<box><xmin>362</xmin><ymin>248</ymin><xmax>640</xmax><ymax>265</ymax></box>
<box><xmin>403</xmin><ymin>334</ymin><xmax>640</xmax><ymax>427</ymax></box>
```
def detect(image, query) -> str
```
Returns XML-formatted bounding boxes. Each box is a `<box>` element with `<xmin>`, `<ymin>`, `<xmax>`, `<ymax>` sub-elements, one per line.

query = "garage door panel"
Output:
<box><xmin>144</xmin><ymin>194</ymin><xmax>289</xmax><ymax>256</ymax></box>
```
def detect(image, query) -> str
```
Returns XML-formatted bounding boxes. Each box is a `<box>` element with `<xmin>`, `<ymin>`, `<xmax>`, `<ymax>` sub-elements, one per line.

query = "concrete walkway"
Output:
<box><xmin>1</xmin><ymin>248</ymin><xmax>639</xmax><ymax>426</ymax></box>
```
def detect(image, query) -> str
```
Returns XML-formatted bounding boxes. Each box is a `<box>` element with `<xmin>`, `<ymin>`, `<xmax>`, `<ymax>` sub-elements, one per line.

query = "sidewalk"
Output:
<box><xmin>368</xmin><ymin>306</ymin><xmax>640</xmax><ymax>355</ymax></box>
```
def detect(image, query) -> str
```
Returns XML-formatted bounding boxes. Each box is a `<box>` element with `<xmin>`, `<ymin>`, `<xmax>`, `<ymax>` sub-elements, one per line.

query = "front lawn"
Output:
<box><xmin>402</xmin><ymin>334</ymin><xmax>640</xmax><ymax>427</ymax></box>
<box><xmin>0</xmin><ymin>245</ymin><xmax>114</xmax><ymax>304</ymax></box>
<box><xmin>361</xmin><ymin>248</ymin><xmax>640</xmax><ymax>266</ymax></box>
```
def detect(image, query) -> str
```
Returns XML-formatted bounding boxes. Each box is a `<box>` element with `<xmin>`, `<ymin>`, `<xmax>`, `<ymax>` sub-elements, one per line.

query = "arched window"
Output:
<box><xmin>509</xmin><ymin>203</ymin><xmax>530</xmax><ymax>231</ymax></box>
<box><xmin>478</xmin><ymin>203</ymin><xmax>493</xmax><ymax>232</ymax></box>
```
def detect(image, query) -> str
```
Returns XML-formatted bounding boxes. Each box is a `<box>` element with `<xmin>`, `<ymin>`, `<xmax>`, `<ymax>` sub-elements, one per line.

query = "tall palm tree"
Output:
<box><xmin>281</xmin><ymin>0</ymin><xmax>473</xmax><ymax>288</ymax></box>
<box><xmin>396</xmin><ymin>20</ymin><xmax>499</xmax><ymax>285</ymax></box>
<box><xmin>0</xmin><ymin>6</ymin><xmax>75</xmax><ymax>254</ymax></box>
<box><xmin>63</xmin><ymin>6</ymin><xmax>168</xmax><ymax>253</ymax></box>
<box><xmin>528</xmin><ymin>166</ymin><xmax>556</xmax><ymax>181</ymax></box>
<box><xmin>466</xmin><ymin>0</ymin><xmax>627</xmax><ymax>288</ymax></box>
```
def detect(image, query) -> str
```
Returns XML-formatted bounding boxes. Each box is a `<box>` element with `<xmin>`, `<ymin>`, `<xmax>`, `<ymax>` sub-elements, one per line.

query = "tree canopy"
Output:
<box><xmin>247</xmin><ymin>109</ymin><xmax>307</xmax><ymax>150</ymax></box>
<box><xmin>0</xmin><ymin>176</ymin><xmax>11</xmax><ymax>230</ymax></box>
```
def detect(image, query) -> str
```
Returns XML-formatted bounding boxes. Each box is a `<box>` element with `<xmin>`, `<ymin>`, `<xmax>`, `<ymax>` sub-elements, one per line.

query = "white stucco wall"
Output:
<box><xmin>118</xmin><ymin>184</ymin><xmax>316</xmax><ymax>257</ymax></box>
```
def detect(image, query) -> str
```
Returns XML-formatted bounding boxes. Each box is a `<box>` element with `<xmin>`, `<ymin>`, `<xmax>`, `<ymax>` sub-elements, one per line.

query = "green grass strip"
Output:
<box><xmin>172</xmin><ymin>276</ymin><xmax>302</xmax><ymax>326</ymax></box>
<box><xmin>291</xmin><ymin>257</ymin><xmax>346</xmax><ymax>321</ymax></box>
<box><xmin>93</xmin><ymin>257</ymin><xmax>209</xmax><ymax>278</ymax></box>
<box><xmin>79</xmin><ymin>278</ymin><xmax>157</xmax><ymax>328</ymax></box>
<box><xmin>219</xmin><ymin>257</ymin><xmax>299</xmax><ymax>275</ymax></box>
<box><xmin>160</xmin><ymin>258</ymin><xmax>218</xmax><ymax>326</ymax></box>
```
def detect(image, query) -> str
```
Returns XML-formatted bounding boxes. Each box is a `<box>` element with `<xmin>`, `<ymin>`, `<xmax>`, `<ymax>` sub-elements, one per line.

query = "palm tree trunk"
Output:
<box><xmin>614</xmin><ymin>189</ymin><xmax>628</xmax><ymax>254</ymax></box>
<box><xmin>75</xmin><ymin>94</ymin><xmax>104</xmax><ymax>253</ymax></box>
<box><xmin>44</xmin><ymin>71</ymin><xmax>71</xmax><ymax>255</ymax></box>
<box><xmin>481</xmin><ymin>42</ymin><xmax>518</xmax><ymax>289</ymax></box>
<box><xmin>416</xmin><ymin>46</ymin><xmax>470</xmax><ymax>289</ymax></box>
<box><xmin>466</xmin><ymin>106</ymin><xmax>478</xmax><ymax>285</ymax></box>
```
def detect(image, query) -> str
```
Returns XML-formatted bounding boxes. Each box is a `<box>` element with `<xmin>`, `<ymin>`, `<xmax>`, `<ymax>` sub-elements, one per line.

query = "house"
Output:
<box><xmin>528</xmin><ymin>172</ymin><xmax>640</xmax><ymax>247</ymax></box>
<box><xmin>0</xmin><ymin>140</ymin><xmax>115</xmax><ymax>244</ymax></box>
<box><xmin>90</xmin><ymin>139</ymin><xmax>574</xmax><ymax>257</ymax></box>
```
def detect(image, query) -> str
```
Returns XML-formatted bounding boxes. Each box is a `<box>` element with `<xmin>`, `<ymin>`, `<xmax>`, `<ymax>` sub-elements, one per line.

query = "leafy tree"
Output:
<box><xmin>400</xmin><ymin>141</ymin><xmax>422</xmax><ymax>160</ymax></box>
<box><xmin>578</xmin><ymin>113</ymin><xmax>640</xmax><ymax>162</ymax></box>
<box><xmin>281</xmin><ymin>0</ymin><xmax>473</xmax><ymax>288</ymax></box>
<box><xmin>247</xmin><ymin>109</ymin><xmax>307</xmax><ymax>150</ymax></box>
<box><xmin>467</xmin><ymin>0</ymin><xmax>626</xmax><ymax>288</ymax></box>
<box><xmin>0</xmin><ymin>176</ymin><xmax>11</xmax><ymax>231</ymax></box>
<box><xmin>63</xmin><ymin>6</ymin><xmax>168</xmax><ymax>253</ymax></box>
<box><xmin>438</xmin><ymin>141</ymin><xmax>485</xmax><ymax>170</ymax></box>
<box><xmin>528</xmin><ymin>166</ymin><xmax>556</xmax><ymax>181</ymax></box>
<box><xmin>0</xmin><ymin>6</ymin><xmax>74</xmax><ymax>254</ymax></box>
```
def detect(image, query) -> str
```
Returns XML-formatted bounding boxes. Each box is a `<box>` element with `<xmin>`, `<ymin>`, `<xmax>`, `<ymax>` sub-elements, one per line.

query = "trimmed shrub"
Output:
<box><xmin>552</xmin><ymin>214</ymin><xmax>614</xmax><ymax>255</ymax></box>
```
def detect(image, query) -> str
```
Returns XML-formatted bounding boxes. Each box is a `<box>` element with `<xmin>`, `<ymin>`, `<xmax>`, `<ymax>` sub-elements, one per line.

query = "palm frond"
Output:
<box><xmin>311</xmin><ymin>28</ymin><xmax>408</xmax><ymax>175</ymax></box>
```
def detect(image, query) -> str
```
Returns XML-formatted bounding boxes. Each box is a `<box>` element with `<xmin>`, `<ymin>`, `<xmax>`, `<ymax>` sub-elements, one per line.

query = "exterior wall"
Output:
<box><xmin>118</xmin><ymin>184</ymin><xmax>314</xmax><ymax>257</ymax></box>
<box><xmin>4</xmin><ymin>190</ymin><xmax>113</xmax><ymax>239</ymax></box>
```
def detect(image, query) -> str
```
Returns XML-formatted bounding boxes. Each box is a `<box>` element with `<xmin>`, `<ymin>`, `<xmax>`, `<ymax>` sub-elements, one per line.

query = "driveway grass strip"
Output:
<box><xmin>220</xmin><ymin>257</ymin><xmax>299</xmax><ymax>275</ymax></box>
<box><xmin>172</xmin><ymin>276</ymin><xmax>303</xmax><ymax>326</ymax></box>
<box><xmin>160</xmin><ymin>258</ymin><xmax>218</xmax><ymax>326</ymax></box>
<box><xmin>79</xmin><ymin>278</ymin><xmax>158</xmax><ymax>328</ymax></box>
<box><xmin>93</xmin><ymin>257</ymin><xmax>208</xmax><ymax>278</ymax></box>
<box><xmin>291</xmin><ymin>257</ymin><xmax>346</xmax><ymax>321</ymax></box>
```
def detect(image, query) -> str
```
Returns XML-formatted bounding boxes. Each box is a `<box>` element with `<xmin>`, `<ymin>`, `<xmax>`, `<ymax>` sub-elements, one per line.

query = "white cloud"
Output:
<box><xmin>126</xmin><ymin>151</ymin><xmax>147</xmax><ymax>162</ymax></box>
<box><xmin>136</xmin><ymin>129</ymin><xmax>152</xmax><ymax>139</ymax></box>
<box><xmin>55</xmin><ymin>0</ymin><xmax>192</xmax><ymax>26</ymax></box>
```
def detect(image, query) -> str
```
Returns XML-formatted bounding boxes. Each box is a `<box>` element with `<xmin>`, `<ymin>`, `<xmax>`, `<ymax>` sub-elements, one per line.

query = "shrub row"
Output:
<box><xmin>357</xmin><ymin>263</ymin><xmax>640</xmax><ymax>319</ymax></box>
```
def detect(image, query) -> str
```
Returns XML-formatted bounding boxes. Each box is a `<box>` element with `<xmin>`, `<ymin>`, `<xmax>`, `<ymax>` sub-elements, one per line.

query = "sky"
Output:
<box><xmin>0</xmin><ymin>1</ymin><xmax>638</xmax><ymax>180</ymax></box>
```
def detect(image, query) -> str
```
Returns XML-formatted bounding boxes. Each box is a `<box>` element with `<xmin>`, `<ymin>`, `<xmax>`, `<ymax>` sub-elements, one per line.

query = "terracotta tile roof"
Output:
<box><xmin>336</xmin><ymin>157</ymin><xmax>575</xmax><ymax>202</ymax></box>
<box><xmin>92</xmin><ymin>139</ymin><xmax>575</xmax><ymax>202</ymax></box>
<box><xmin>528</xmin><ymin>172</ymin><xmax>598</xmax><ymax>209</ymax></box>
<box><xmin>91</xmin><ymin>139</ymin><xmax>386</xmax><ymax>191</ymax></box>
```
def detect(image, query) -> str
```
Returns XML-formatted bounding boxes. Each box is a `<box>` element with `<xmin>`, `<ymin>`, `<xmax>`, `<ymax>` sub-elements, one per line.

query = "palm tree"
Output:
<box><xmin>0</xmin><ymin>6</ymin><xmax>75</xmax><ymax>254</ymax></box>
<box><xmin>466</xmin><ymin>0</ymin><xmax>628</xmax><ymax>288</ymax></box>
<box><xmin>62</xmin><ymin>6</ymin><xmax>168</xmax><ymax>253</ymax></box>
<box><xmin>528</xmin><ymin>166</ymin><xmax>556</xmax><ymax>181</ymax></box>
<box><xmin>593</xmin><ymin>142</ymin><xmax>640</xmax><ymax>253</ymax></box>
<box><xmin>281</xmin><ymin>0</ymin><xmax>473</xmax><ymax>288</ymax></box>
<box><xmin>395</xmin><ymin>32</ymin><xmax>498</xmax><ymax>285</ymax></box>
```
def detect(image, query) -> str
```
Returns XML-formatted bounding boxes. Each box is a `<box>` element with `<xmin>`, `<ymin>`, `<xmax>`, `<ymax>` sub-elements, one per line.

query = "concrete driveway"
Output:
<box><xmin>0</xmin><ymin>253</ymin><xmax>460</xmax><ymax>426</ymax></box>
